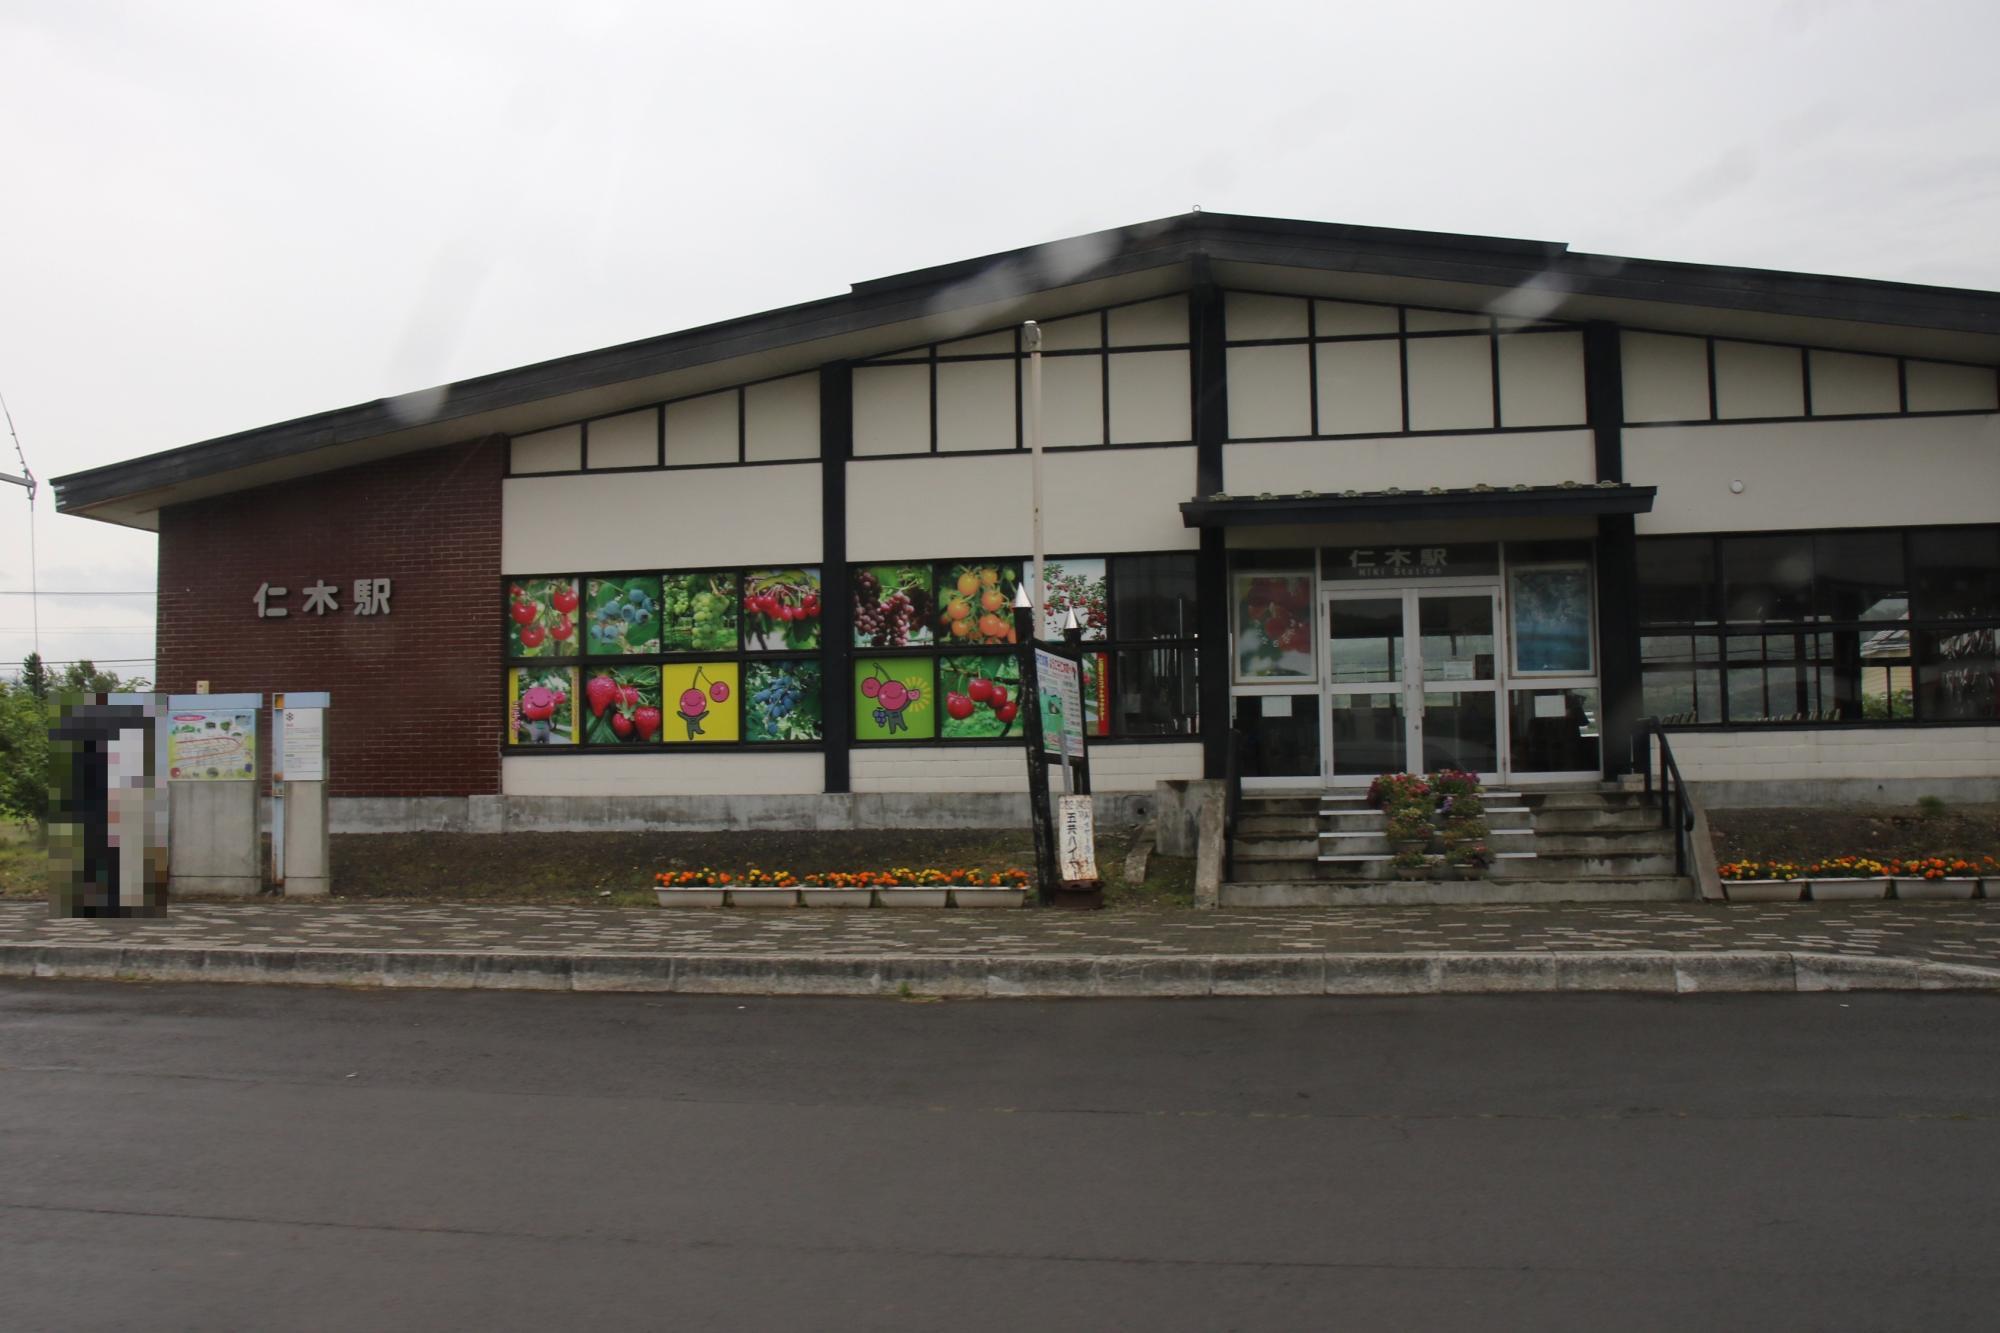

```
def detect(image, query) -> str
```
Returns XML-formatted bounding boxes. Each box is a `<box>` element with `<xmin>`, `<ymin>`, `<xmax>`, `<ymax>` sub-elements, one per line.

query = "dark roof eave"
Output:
<box><xmin>1179</xmin><ymin>485</ymin><xmax>1658</xmax><ymax>528</ymax></box>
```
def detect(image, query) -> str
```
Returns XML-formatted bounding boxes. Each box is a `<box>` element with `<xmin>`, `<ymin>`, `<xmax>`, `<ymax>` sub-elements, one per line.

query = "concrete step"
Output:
<box><xmin>1522</xmin><ymin>789</ymin><xmax>1655</xmax><ymax>811</ymax></box>
<box><xmin>1238</xmin><ymin>814</ymin><xmax>1319</xmax><ymax>836</ymax></box>
<box><xmin>1220</xmin><ymin>876</ymin><xmax>1696</xmax><ymax>906</ymax></box>
<box><xmin>1239</xmin><ymin>796</ymin><xmax>1321</xmax><ymax>817</ymax></box>
<box><xmin>1528</xmin><ymin>830</ymin><xmax>1676</xmax><ymax>855</ymax></box>
<box><xmin>1231</xmin><ymin>838</ymin><xmax>1320</xmax><ymax>860</ymax></box>
<box><xmin>1529</xmin><ymin>808</ymin><xmax>1666</xmax><ymax>833</ymax></box>
<box><xmin>1490</xmin><ymin>851</ymin><xmax>1677</xmax><ymax>878</ymax></box>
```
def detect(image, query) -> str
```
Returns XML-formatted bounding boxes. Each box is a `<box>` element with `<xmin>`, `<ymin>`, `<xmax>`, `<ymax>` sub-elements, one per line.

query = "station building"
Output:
<box><xmin>52</xmin><ymin>212</ymin><xmax>2000</xmax><ymax>828</ymax></box>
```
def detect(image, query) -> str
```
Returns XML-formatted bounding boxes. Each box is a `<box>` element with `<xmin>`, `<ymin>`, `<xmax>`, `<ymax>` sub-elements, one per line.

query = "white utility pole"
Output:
<box><xmin>1023</xmin><ymin>320</ymin><xmax>1046</xmax><ymax>638</ymax></box>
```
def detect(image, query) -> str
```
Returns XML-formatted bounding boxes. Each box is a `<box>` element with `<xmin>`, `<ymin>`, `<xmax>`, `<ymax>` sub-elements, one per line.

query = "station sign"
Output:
<box><xmin>1322</xmin><ymin>542</ymin><xmax>1499</xmax><ymax>581</ymax></box>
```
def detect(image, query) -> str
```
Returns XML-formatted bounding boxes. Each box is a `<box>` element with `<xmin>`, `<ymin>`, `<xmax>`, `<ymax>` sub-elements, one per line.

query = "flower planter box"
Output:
<box><xmin>798</xmin><ymin>887</ymin><xmax>872</xmax><ymax>908</ymax></box>
<box><xmin>1808</xmin><ymin>878</ymin><xmax>1890</xmax><ymax>902</ymax></box>
<box><xmin>874</xmin><ymin>887</ymin><xmax>950</xmax><ymax>908</ymax></box>
<box><xmin>726</xmin><ymin>887</ymin><xmax>800</xmax><ymax>907</ymax></box>
<box><xmin>950</xmin><ymin>887</ymin><xmax>1027</xmax><ymax>909</ymax></box>
<box><xmin>1725</xmin><ymin>880</ymin><xmax>1804</xmax><ymax>903</ymax></box>
<box><xmin>1986</xmin><ymin>879</ymin><xmax>2000</xmax><ymax>900</ymax></box>
<box><xmin>1896</xmin><ymin>878</ymin><xmax>1979</xmax><ymax>901</ymax></box>
<box><xmin>655</xmin><ymin>887</ymin><xmax>727</xmax><ymax>908</ymax></box>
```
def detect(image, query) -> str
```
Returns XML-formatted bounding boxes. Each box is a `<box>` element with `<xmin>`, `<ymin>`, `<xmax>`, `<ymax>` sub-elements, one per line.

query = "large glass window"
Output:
<box><xmin>503</xmin><ymin>566</ymin><xmax>824</xmax><ymax>750</ymax></box>
<box><xmin>1638</xmin><ymin>525</ymin><xmax>2000</xmax><ymax>724</ymax></box>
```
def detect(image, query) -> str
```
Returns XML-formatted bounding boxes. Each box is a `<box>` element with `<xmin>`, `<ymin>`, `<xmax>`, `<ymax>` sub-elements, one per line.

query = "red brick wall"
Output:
<box><xmin>155</xmin><ymin>437</ymin><xmax>504</xmax><ymax>798</ymax></box>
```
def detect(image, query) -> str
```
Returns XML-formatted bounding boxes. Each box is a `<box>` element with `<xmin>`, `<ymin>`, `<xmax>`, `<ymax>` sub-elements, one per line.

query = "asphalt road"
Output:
<box><xmin>3</xmin><ymin>984</ymin><xmax>1999</xmax><ymax>1332</ymax></box>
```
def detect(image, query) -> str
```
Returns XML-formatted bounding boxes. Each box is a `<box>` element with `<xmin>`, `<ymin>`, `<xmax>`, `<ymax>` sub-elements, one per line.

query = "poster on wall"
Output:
<box><xmin>940</xmin><ymin>654</ymin><xmax>1022</xmax><ymax>741</ymax></box>
<box><xmin>936</xmin><ymin>562</ymin><xmax>1020</xmax><ymax>645</ymax></box>
<box><xmin>509</xmin><ymin>667</ymin><xmax>577</xmax><ymax>745</ymax></box>
<box><xmin>745</xmin><ymin>660</ymin><xmax>824</xmax><ymax>743</ymax></box>
<box><xmin>1082</xmin><ymin>652</ymin><xmax>1110</xmax><ymax>736</ymax></box>
<box><xmin>853</xmin><ymin>564</ymin><xmax>934</xmax><ymax>648</ymax></box>
<box><xmin>167</xmin><ymin>707</ymin><xmax>257</xmax><ymax>780</ymax></box>
<box><xmin>1038</xmin><ymin>557</ymin><xmax>1107</xmax><ymax>639</ymax></box>
<box><xmin>744</xmin><ymin>568</ymin><xmax>821</xmax><ymax>650</ymax></box>
<box><xmin>582</xmin><ymin>666</ymin><xmax>663</xmax><ymax>745</ymax></box>
<box><xmin>661</xmin><ymin>662</ymin><xmax>740</xmax><ymax>742</ymax></box>
<box><xmin>1035</xmin><ymin>649</ymin><xmax>1085</xmax><ymax>759</ymax></box>
<box><xmin>1510</xmin><ymin>566</ymin><xmax>1595</xmax><ymax>674</ymax></box>
<box><xmin>585</xmin><ymin>575</ymin><xmax>663</xmax><ymax>654</ymax></box>
<box><xmin>507</xmin><ymin>577</ymin><xmax>581</xmax><ymax>657</ymax></box>
<box><xmin>854</xmin><ymin>658</ymin><xmax>935</xmax><ymax>741</ymax></box>
<box><xmin>1233</xmin><ymin>573</ymin><xmax>1315</xmax><ymax>681</ymax></box>
<box><xmin>660</xmin><ymin>572</ymin><xmax>739</xmax><ymax>652</ymax></box>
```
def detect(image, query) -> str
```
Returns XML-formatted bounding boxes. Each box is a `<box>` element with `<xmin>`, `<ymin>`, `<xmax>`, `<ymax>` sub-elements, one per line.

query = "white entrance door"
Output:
<box><xmin>1324</xmin><ymin>588</ymin><xmax>1502</xmax><ymax>782</ymax></box>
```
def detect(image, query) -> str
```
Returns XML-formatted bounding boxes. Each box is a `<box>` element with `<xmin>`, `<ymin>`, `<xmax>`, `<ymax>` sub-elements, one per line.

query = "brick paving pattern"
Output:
<box><xmin>6</xmin><ymin>901</ymin><xmax>2000</xmax><ymax>968</ymax></box>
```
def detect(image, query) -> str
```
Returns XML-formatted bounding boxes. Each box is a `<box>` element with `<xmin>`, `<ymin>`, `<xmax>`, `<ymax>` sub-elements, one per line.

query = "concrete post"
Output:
<box><xmin>282</xmin><ymin>781</ymin><xmax>331</xmax><ymax>896</ymax></box>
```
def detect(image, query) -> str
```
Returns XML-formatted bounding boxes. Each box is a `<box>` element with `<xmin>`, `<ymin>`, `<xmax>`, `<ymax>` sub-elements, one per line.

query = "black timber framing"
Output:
<box><xmin>1190</xmin><ymin>273</ymin><xmax>1231</xmax><ymax>780</ymax></box>
<box><xmin>55</xmin><ymin>210</ymin><xmax>2000</xmax><ymax>520</ymax></box>
<box><xmin>1585</xmin><ymin>321</ymin><xmax>1643</xmax><ymax>779</ymax></box>
<box><xmin>1179</xmin><ymin>485</ymin><xmax>1656</xmax><ymax>529</ymax></box>
<box><xmin>818</xmin><ymin>364</ymin><xmax>853</xmax><ymax>793</ymax></box>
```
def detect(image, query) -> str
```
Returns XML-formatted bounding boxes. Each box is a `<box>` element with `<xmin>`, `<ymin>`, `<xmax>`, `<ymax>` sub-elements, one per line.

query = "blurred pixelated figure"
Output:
<box><xmin>48</xmin><ymin>693</ymin><xmax>168</xmax><ymax>917</ymax></box>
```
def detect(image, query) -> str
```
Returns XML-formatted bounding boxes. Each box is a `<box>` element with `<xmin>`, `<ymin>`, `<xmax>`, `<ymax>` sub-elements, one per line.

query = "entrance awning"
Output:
<box><xmin>1179</xmin><ymin>481</ymin><xmax>1656</xmax><ymax>528</ymax></box>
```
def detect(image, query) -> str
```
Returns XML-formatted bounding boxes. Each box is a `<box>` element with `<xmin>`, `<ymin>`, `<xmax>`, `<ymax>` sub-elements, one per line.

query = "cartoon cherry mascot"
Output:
<box><xmin>677</xmin><ymin>666</ymin><xmax>731</xmax><ymax>740</ymax></box>
<box><xmin>516</xmin><ymin>683</ymin><xmax>567</xmax><ymax>744</ymax></box>
<box><xmin>861</xmin><ymin>664</ymin><xmax>922</xmax><ymax>735</ymax></box>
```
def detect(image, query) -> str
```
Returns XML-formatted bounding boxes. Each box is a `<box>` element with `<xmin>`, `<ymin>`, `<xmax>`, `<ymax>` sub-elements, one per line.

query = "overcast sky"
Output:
<box><xmin>3</xmin><ymin>0</ymin><xmax>1998</xmax><ymax>680</ymax></box>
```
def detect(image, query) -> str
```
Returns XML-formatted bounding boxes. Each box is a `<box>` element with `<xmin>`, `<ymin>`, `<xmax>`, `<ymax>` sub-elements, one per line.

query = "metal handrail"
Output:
<box><xmin>1641</xmin><ymin>718</ymin><xmax>1698</xmax><ymax>877</ymax></box>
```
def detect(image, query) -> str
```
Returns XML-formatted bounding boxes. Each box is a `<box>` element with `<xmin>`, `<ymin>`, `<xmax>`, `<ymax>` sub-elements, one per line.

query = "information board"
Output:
<box><xmin>1034</xmin><ymin>649</ymin><xmax>1085</xmax><ymax>759</ymax></box>
<box><xmin>280</xmin><ymin>707</ymin><xmax>325</xmax><ymax>782</ymax></box>
<box><xmin>166</xmin><ymin>707</ymin><xmax>257</xmax><ymax>781</ymax></box>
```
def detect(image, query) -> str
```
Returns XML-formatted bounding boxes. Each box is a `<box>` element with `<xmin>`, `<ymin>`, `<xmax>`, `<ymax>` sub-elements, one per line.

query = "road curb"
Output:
<box><xmin>4</xmin><ymin>943</ymin><xmax>2000</xmax><ymax>997</ymax></box>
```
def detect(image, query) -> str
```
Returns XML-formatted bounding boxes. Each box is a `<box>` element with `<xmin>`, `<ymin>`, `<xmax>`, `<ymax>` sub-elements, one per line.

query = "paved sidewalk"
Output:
<box><xmin>6</xmin><ymin>899</ymin><xmax>2000</xmax><ymax>996</ymax></box>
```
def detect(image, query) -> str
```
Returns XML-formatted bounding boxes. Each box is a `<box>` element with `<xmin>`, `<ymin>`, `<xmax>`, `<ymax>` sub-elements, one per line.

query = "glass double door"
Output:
<box><xmin>1326</xmin><ymin>588</ymin><xmax>1500</xmax><ymax>780</ymax></box>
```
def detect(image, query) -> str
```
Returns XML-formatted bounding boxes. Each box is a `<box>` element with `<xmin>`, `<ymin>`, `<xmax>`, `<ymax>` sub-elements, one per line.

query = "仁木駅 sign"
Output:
<box><xmin>1322</xmin><ymin>542</ymin><xmax>1498</xmax><ymax>580</ymax></box>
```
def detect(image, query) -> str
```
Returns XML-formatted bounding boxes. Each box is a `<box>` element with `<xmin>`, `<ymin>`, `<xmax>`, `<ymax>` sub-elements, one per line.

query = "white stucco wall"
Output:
<box><xmin>847</xmin><ymin>741</ymin><xmax>1202</xmax><ymax>794</ymax></box>
<box><xmin>847</xmin><ymin>446</ymin><xmax>1198</xmax><ymax>561</ymax></box>
<box><xmin>1628</xmin><ymin>415</ymin><xmax>2000</xmax><ymax>534</ymax></box>
<box><xmin>502</xmin><ymin>752</ymin><xmax>825</xmax><ymax>796</ymax></box>
<box><xmin>1222</xmin><ymin>431</ymin><xmax>1595</xmax><ymax>495</ymax></box>
<box><xmin>1663</xmin><ymin>727</ymin><xmax>2000</xmax><ymax>782</ymax></box>
<box><xmin>502</xmin><ymin>463</ymin><xmax>821</xmax><ymax>570</ymax></box>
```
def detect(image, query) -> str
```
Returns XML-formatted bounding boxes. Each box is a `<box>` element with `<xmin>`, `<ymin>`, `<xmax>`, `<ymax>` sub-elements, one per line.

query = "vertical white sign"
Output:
<box><xmin>281</xmin><ymin>707</ymin><xmax>326</xmax><ymax>782</ymax></box>
<box><xmin>1035</xmin><ymin>649</ymin><xmax>1085</xmax><ymax>759</ymax></box>
<box><xmin>1056</xmin><ymin>795</ymin><xmax>1098</xmax><ymax>882</ymax></box>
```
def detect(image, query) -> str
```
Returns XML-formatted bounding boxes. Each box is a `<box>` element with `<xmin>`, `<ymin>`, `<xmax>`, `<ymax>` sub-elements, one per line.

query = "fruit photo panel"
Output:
<box><xmin>507</xmin><ymin>577</ymin><xmax>581</xmax><ymax>657</ymax></box>
<box><xmin>1234</xmin><ymin>573</ymin><xmax>1315</xmax><ymax>680</ymax></box>
<box><xmin>509</xmin><ymin>667</ymin><xmax>578</xmax><ymax>745</ymax></box>
<box><xmin>585</xmin><ymin>575</ymin><xmax>663</xmax><ymax>655</ymax></box>
<box><xmin>939</xmin><ymin>654</ymin><xmax>1023</xmax><ymax>741</ymax></box>
<box><xmin>1037</xmin><ymin>557</ymin><xmax>1108</xmax><ymax>640</ymax></box>
<box><xmin>661</xmin><ymin>661</ymin><xmax>740</xmax><ymax>743</ymax></box>
<box><xmin>935</xmin><ymin>560</ymin><xmax>1021</xmax><ymax>646</ymax></box>
<box><xmin>582</xmin><ymin>666</ymin><xmax>664</xmax><ymax>745</ymax></box>
<box><xmin>745</xmin><ymin>659</ymin><xmax>823</xmax><ymax>743</ymax></box>
<box><xmin>854</xmin><ymin>658</ymin><xmax>935</xmax><ymax>741</ymax></box>
<box><xmin>661</xmin><ymin>571</ymin><xmax>740</xmax><ymax>653</ymax></box>
<box><xmin>744</xmin><ymin>568</ymin><xmax>822</xmax><ymax>651</ymax></box>
<box><xmin>853</xmin><ymin>563</ymin><xmax>934</xmax><ymax>649</ymax></box>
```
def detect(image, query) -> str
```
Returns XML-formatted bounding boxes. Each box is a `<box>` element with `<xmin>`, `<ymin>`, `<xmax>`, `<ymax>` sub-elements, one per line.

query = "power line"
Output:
<box><xmin>0</xmin><ymin>590</ymin><xmax>154</xmax><ymax>596</ymax></box>
<box><xmin>0</xmin><ymin>386</ymin><xmax>37</xmax><ymax>659</ymax></box>
<box><xmin>2</xmin><ymin>657</ymin><xmax>154</xmax><ymax>669</ymax></box>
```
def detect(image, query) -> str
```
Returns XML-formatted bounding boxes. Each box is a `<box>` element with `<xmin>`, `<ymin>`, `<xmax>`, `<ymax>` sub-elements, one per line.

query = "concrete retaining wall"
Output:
<box><xmin>331</xmin><ymin>790</ymin><xmax>1154</xmax><ymax>834</ymax></box>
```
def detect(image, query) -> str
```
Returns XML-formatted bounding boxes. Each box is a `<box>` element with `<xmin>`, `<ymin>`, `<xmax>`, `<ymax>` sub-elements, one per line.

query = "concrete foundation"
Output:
<box><xmin>1692</xmin><ymin>777</ymin><xmax>2000</xmax><ymax>808</ymax></box>
<box><xmin>329</xmin><ymin>790</ymin><xmax>1154</xmax><ymax>834</ymax></box>
<box><xmin>1154</xmin><ymin>779</ymin><xmax>1224</xmax><ymax>857</ymax></box>
<box><xmin>280</xmin><ymin>781</ymin><xmax>331</xmax><ymax>897</ymax></box>
<box><xmin>168</xmin><ymin>781</ymin><xmax>260</xmax><ymax>896</ymax></box>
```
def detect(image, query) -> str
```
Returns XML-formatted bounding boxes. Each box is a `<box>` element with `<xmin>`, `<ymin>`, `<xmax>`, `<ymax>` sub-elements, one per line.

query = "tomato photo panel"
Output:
<box><xmin>585</xmin><ymin>576</ymin><xmax>662</xmax><ymax>655</ymax></box>
<box><xmin>509</xmin><ymin>667</ymin><xmax>577</xmax><ymax>745</ymax></box>
<box><xmin>661</xmin><ymin>571</ymin><xmax>740</xmax><ymax>653</ymax></box>
<box><xmin>661</xmin><ymin>661</ymin><xmax>739</xmax><ymax>742</ymax></box>
<box><xmin>939</xmin><ymin>654</ymin><xmax>1023</xmax><ymax>741</ymax></box>
<box><xmin>582</xmin><ymin>666</ymin><xmax>664</xmax><ymax>745</ymax></box>
<box><xmin>1037</xmin><ymin>557</ymin><xmax>1108</xmax><ymax>640</ymax></box>
<box><xmin>507</xmin><ymin>577</ymin><xmax>581</xmax><ymax>657</ymax></box>
<box><xmin>745</xmin><ymin>659</ymin><xmax>823</xmax><ymax>743</ymax></box>
<box><xmin>854</xmin><ymin>658</ymin><xmax>934</xmax><ymax>741</ymax></box>
<box><xmin>853</xmin><ymin>563</ymin><xmax>934</xmax><ymax>649</ymax></box>
<box><xmin>935</xmin><ymin>561</ymin><xmax>1020</xmax><ymax>645</ymax></box>
<box><xmin>744</xmin><ymin>568</ymin><xmax>821</xmax><ymax>651</ymax></box>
